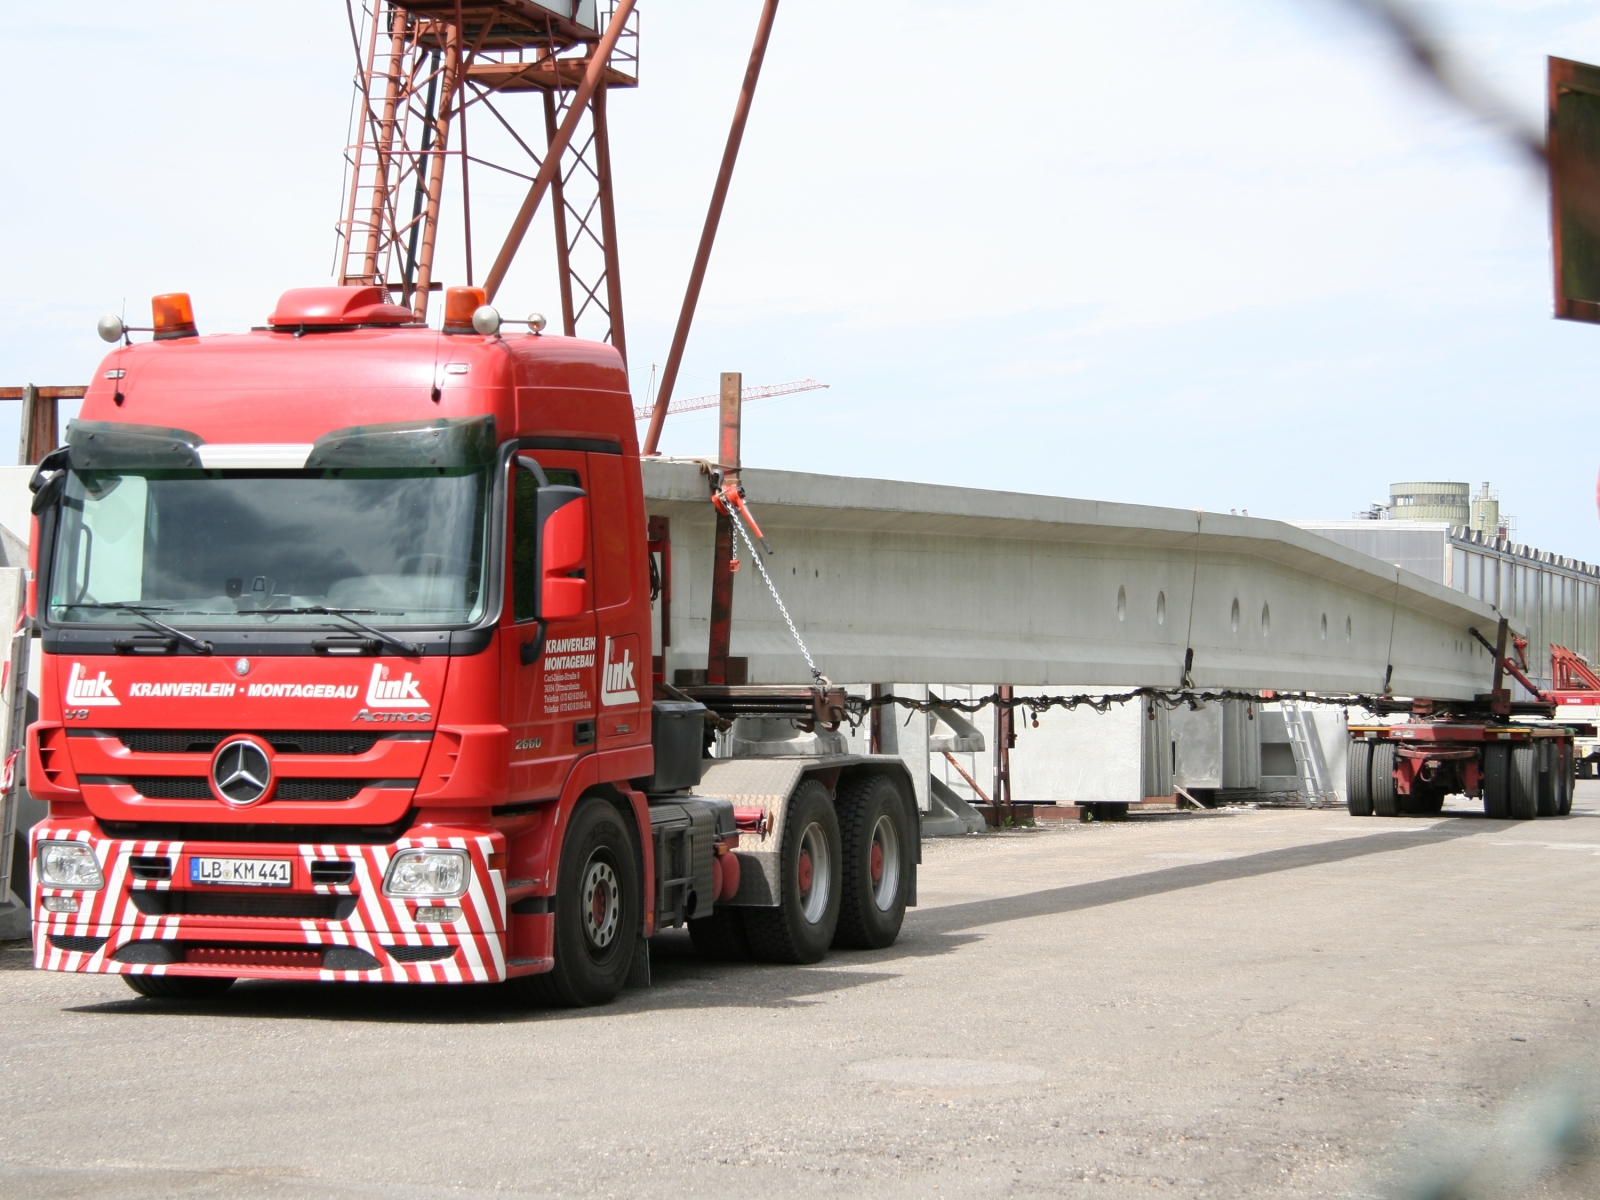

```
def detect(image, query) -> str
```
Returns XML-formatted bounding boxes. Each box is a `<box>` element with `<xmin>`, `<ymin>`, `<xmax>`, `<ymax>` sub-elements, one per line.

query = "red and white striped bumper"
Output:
<box><xmin>30</xmin><ymin>822</ymin><xmax>513</xmax><ymax>984</ymax></box>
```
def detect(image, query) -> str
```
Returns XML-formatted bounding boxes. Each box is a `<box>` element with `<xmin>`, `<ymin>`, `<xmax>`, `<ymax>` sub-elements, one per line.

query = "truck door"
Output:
<box><xmin>502</xmin><ymin>449</ymin><xmax>597</xmax><ymax>802</ymax></box>
<box><xmin>587</xmin><ymin>450</ymin><xmax>648</xmax><ymax>744</ymax></box>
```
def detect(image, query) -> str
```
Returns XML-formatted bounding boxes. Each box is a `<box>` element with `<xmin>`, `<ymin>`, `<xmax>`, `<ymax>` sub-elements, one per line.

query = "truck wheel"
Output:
<box><xmin>1559</xmin><ymin>743</ymin><xmax>1575</xmax><ymax>816</ymax></box>
<box><xmin>1509</xmin><ymin>744</ymin><xmax>1539</xmax><ymax>820</ymax></box>
<box><xmin>1483</xmin><ymin>742</ymin><xmax>1510</xmax><ymax>818</ymax></box>
<box><xmin>123</xmin><ymin>974</ymin><xmax>235</xmax><ymax>1000</ymax></box>
<box><xmin>1537</xmin><ymin>742</ymin><xmax>1559</xmax><ymax>817</ymax></box>
<box><xmin>742</xmin><ymin>781</ymin><xmax>841</xmax><ymax>964</ymax></box>
<box><xmin>515</xmin><ymin>795</ymin><xmax>640</xmax><ymax>1006</ymax></box>
<box><xmin>1371</xmin><ymin>742</ymin><xmax>1400</xmax><ymax>817</ymax></box>
<box><xmin>834</xmin><ymin>773</ymin><xmax>911</xmax><ymax>950</ymax></box>
<box><xmin>1346</xmin><ymin>740</ymin><xmax>1372</xmax><ymax>816</ymax></box>
<box><xmin>688</xmin><ymin>908</ymin><xmax>752</xmax><ymax>961</ymax></box>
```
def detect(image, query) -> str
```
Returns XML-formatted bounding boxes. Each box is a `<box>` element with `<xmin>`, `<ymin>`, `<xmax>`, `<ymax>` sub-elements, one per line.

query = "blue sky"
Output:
<box><xmin>5</xmin><ymin>1</ymin><xmax>1600</xmax><ymax>553</ymax></box>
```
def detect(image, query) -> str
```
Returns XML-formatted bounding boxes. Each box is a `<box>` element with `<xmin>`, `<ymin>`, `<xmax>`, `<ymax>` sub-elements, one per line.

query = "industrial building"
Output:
<box><xmin>1295</xmin><ymin>481</ymin><xmax>1600</xmax><ymax>694</ymax></box>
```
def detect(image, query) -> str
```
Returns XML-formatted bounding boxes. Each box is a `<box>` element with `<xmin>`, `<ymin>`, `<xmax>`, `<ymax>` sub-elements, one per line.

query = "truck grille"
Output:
<box><xmin>48</xmin><ymin>934</ymin><xmax>108</xmax><ymax>953</ymax></box>
<box><xmin>383</xmin><ymin>944</ymin><xmax>459</xmax><ymax>962</ymax></box>
<box><xmin>310</xmin><ymin>860</ymin><xmax>356</xmax><ymax>886</ymax></box>
<box><xmin>130</xmin><ymin>777</ymin><xmax>212</xmax><ymax>800</ymax></box>
<box><xmin>129</xmin><ymin>892</ymin><xmax>358</xmax><ymax>920</ymax></box>
<box><xmin>109</xmin><ymin>731</ymin><xmax>389</xmax><ymax>755</ymax></box>
<box><xmin>129</xmin><ymin>855</ymin><xmax>173</xmax><ymax>880</ymax></box>
<box><xmin>126</xmin><ymin>777</ymin><xmax>382</xmax><ymax>802</ymax></box>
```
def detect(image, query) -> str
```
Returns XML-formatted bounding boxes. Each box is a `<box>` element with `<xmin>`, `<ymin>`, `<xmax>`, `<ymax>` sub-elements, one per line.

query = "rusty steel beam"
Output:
<box><xmin>592</xmin><ymin>83</ymin><xmax>627</xmax><ymax>363</ymax></box>
<box><xmin>482</xmin><ymin>0</ymin><xmax>637</xmax><ymax>303</ymax></box>
<box><xmin>705</xmin><ymin>372</ymin><xmax>742</xmax><ymax>686</ymax></box>
<box><xmin>641</xmin><ymin>0</ymin><xmax>781</xmax><ymax>457</ymax></box>
<box><xmin>0</xmin><ymin>387</ymin><xmax>86</xmax><ymax>401</ymax></box>
<box><xmin>411</xmin><ymin>21</ymin><xmax>463</xmax><ymax>319</ymax></box>
<box><xmin>543</xmin><ymin>89</ymin><xmax>579</xmax><ymax>335</ymax></box>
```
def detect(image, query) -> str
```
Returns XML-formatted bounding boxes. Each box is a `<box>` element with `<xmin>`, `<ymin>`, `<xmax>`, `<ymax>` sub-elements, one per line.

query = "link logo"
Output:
<box><xmin>600</xmin><ymin>636</ymin><xmax>640</xmax><ymax>707</ymax></box>
<box><xmin>65</xmin><ymin>663</ymin><xmax>119</xmax><ymax>707</ymax></box>
<box><xmin>365</xmin><ymin>664</ymin><xmax>427</xmax><ymax>709</ymax></box>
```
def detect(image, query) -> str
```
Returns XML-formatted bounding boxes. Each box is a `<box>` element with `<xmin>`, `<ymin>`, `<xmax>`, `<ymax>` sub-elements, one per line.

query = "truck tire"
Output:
<box><xmin>514</xmin><ymin>795</ymin><xmax>640</xmax><ymax>1006</ymax></box>
<box><xmin>1371</xmin><ymin>742</ymin><xmax>1400</xmax><ymax>817</ymax></box>
<box><xmin>742</xmin><ymin>780</ymin><xmax>841</xmax><ymax>964</ymax></box>
<box><xmin>688</xmin><ymin>908</ymin><xmax>752</xmax><ymax>961</ymax></box>
<box><xmin>1509</xmin><ymin>744</ymin><xmax>1539</xmax><ymax>820</ymax></box>
<box><xmin>123</xmin><ymin>974</ymin><xmax>235</xmax><ymax>1000</ymax></box>
<box><xmin>1346</xmin><ymin>740</ymin><xmax>1372</xmax><ymax>816</ymax></box>
<box><xmin>833</xmin><ymin>773</ymin><xmax>911</xmax><ymax>950</ymax></box>
<box><xmin>1537</xmin><ymin>742</ymin><xmax>1559</xmax><ymax>817</ymax></box>
<box><xmin>1483</xmin><ymin>742</ymin><xmax>1510</xmax><ymax>818</ymax></box>
<box><xmin>1559</xmin><ymin>742</ymin><xmax>1575</xmax><ymax>816</ymax></box>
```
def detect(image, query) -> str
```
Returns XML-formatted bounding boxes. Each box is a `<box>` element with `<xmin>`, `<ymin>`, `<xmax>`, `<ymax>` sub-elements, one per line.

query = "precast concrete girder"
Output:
<box><xmin>643</xmin><ymin>462</ymin><xmax>1508</xmax><ymax>700</ymax></box>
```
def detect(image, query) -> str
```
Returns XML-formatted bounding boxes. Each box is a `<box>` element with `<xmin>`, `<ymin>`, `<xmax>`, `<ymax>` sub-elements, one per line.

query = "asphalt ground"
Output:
<box><xmin>5</xmin><ymin>789</ymin><xmax>1600</xmax><ymax>1199</ymax></box>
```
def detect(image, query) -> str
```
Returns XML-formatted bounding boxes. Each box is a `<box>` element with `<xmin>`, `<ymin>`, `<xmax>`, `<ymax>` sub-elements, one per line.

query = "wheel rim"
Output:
<box><xmin>796</xmin><ymin>821</ymin><xmax>831</xmax><ymax>924</ymax></box>
<box><xmin>869</xmin><ymin>813</ymin><xmax>901</xmax><ymax>912</ymax></box>
<box><xmin>581</xmin><ymin>854</ymin><xmax>621</xmax><ymax>955</ymax></box>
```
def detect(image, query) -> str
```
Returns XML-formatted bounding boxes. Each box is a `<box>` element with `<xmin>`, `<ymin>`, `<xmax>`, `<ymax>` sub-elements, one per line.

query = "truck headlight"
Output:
<box><xmin>37</xmin><ymin>841</ymin><xmax>104</xmax><ymax>890</ymax></box>
<box><xmin>383</xmin><ymin>849</ymin><xmax>468</xmax><ymax>898</ymax></box>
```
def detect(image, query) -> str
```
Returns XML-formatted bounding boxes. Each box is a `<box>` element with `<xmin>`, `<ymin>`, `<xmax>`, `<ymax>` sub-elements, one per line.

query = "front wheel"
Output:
<box><xmin>834</xmin><ymin>773</ymin><xmax>912</xmax><ymax>950</ymax></box>
<box><xmin>123</xmin><ymin>974</ymin><xmax>235</xmax><ymax>1000</ymax></box>
<box><xmin>513</xmin><ymin>795</ymin><xmax>640</xmax><ymax>1007</ymax></box>
<box><xmin>743</xmin><ymin>780</ymin><xmax>841</xmax><ymax>964</ymax></box>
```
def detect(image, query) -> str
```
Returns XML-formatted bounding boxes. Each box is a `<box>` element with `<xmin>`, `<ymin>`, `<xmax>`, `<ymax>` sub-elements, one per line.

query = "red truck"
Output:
<box><xmin>28</xmin><ymin>285</ymin><xmax>917</xmax><ymax>1003</ymax></box>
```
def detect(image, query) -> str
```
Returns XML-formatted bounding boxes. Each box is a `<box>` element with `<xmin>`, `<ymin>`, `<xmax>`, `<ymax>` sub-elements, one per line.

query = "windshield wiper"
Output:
<box><xmin>240</xmin><ymin>606</ymin><xmax>420</xmax><ymax>656</ymax></box>
<box><xmin>59</xmin><ymin>603</ymin><xmax>214</xmax><ymax>655</ymax></box>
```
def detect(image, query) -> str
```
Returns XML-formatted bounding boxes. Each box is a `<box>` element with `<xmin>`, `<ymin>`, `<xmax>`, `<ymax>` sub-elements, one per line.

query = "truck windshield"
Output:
<box><xmin>47</xmin><ymin>468</ymin><xmax>489</xmax><ymax>628</ymax></box>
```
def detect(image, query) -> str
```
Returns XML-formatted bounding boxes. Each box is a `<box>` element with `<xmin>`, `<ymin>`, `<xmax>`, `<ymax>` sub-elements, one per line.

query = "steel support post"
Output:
<box><xmin>543</xmin><ymin>89</ymin><xmax>579</xmax><ymax>336</ymax></box>
<box><xmin>411</xmin><ymin>21</ymin><xmax>462</xmax><ymax>320</ymax></box>
<box><xmin>706</xmin><ymin>373</ymin><xmax>743</xmax><ymax>686</ymax></box>
<box><xmin>993</xmin><ymin>685</ymin><xmax>1014</xmax><ymax>806</ymax></box>
<box><xmin>641</xmin><ymin>0</ymin><xmax>781</xmax><ymax>456</ymax></box>
<box><xmin>591</xmin><ymin>83</ymin><xmax>627</xmax><ymax>362</ymax></box>
<box><xmin>17</xmin><ymin>385</ymin><xmax>56</xmax><ymax>466</ymax></box>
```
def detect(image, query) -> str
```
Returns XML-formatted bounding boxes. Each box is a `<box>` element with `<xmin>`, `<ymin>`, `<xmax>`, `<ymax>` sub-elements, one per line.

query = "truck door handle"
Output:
<box><xmin>520</xmin><ymin>621</ymin><xmax>548</xmax><ymax>666</ymax></box>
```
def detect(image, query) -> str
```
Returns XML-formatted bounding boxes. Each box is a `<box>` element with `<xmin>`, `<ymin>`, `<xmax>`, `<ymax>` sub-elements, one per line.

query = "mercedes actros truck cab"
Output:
<box><xmin>28</xmin><ymin>285</ymin><xmax>917</xmax><ymax>1004</ymax></box>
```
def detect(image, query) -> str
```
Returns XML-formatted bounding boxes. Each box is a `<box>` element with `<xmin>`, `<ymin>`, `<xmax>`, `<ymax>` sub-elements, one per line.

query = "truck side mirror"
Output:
<box><xmin>537</xmin><ymin>488</ymin><xmax>588</xmax><ymax>621</ymax></box>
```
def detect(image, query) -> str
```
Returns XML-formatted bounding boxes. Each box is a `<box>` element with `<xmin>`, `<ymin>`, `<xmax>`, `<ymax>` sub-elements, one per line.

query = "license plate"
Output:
<box><xmin>189</xmin><ymin>857</ymin><xmax>293</xmax><ymax>887</ymax></box>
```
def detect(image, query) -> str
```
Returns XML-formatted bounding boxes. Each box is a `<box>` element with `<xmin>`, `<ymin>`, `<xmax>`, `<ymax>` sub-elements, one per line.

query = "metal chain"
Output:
<box><xmin>725</xmin><ymin>505</ymin><xmax>828</xmax><ymax>685</ymax></box>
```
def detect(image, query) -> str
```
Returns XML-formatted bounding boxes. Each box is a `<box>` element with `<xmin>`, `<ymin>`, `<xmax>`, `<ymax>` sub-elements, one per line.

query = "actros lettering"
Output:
<box><xmin>351</xmin><ymin>709</ymin><xmax>432</xmax><ymax>723</ymax></box>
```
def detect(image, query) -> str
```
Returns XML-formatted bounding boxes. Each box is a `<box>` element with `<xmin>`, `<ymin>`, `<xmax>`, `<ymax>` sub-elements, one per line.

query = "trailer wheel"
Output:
<box><xmin>1371</xmin><ymin>742</ymin><xmax>1400</xmax><ymax>817</ymax></box>
<box><xmin>1537</xmin><ymin>742</ymin><xmax>1560</xmax><ymax>817</ymax></box>
<box><xmin>742</xmin><ymin>781</ymin><xmax>841</xmax><ymax>964</ymax></box>
<box><xmin>123</xmin><ymin>974</ymin><xmax>235</xmax><ymax>1000</ymax></box>
<box><xmin>1483</xmin><ymin>742</ymin><xmax>1510</xmax><ymax>818</ymax></box>
<box><xmin>688</xmin><ymin>908</ymin><xmax>752</xmax><ymax>961</ymax></box>
<box><xmin>1509</xmin><ymin>744</ymin><xmax>1539</xmax><ymax>820</ymax></box>
<box><xmin>1559</xmin><ymin>742</ymin><xmax>1575</xmax><ymax>816</ymax></box>
<box><xmin>833</xmin><ymin>773</ymin><xmax>911</xmax><ymax>950</ymax></box>
<box><xmin>514</xmin><ymin>795</ymin><xmax>640</xmax><ymax>1006</ymax></box>
<box><xmin>1346</xmin><ymin>740</ymin><xmax>1373</xmax><ymax>816</ymax></box>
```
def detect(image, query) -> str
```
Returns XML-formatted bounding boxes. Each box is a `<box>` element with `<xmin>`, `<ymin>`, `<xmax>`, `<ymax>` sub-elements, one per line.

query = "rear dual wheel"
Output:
<box><xmin>1371</xmin><ymin>742</ymin><xmax>1401</xmax><ymax>817</ymax></box>
<box><xmin>743</xmin><ymin>781</ymin><xmax>842</xmax><ymax>964</ymax></box>
<box><xmin>1508</xmin><ymin>744</ymin><xmax>1539</xmax><ymax>821</ymax></box>
<box><xmin>1346</xmin><ymin>740</ymin><xmax>1373</xmax><ymax>816</ymax></box>
<box><xmin>834</xmin><ymin>774</ymin><xmax>912</xmax><ymax>950</ymax></box>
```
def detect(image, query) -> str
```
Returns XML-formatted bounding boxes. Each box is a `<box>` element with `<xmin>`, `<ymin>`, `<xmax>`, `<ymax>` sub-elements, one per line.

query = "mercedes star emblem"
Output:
<box><xmin>211</xmin><ymin>738</ymin><xmax>272</xmax><ymax>806</ymax></box>
<box><xmin>234</xmin><ymin>658</ymin><xmax>251</xmax><ymax>676</ymax></box>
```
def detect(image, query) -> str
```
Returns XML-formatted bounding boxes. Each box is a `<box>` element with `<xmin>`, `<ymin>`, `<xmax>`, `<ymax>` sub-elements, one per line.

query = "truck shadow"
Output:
<box><xmin>59</xmin><ymin>816</ymin><xmax>1498</xmax><ymax>1023</ymax></box>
